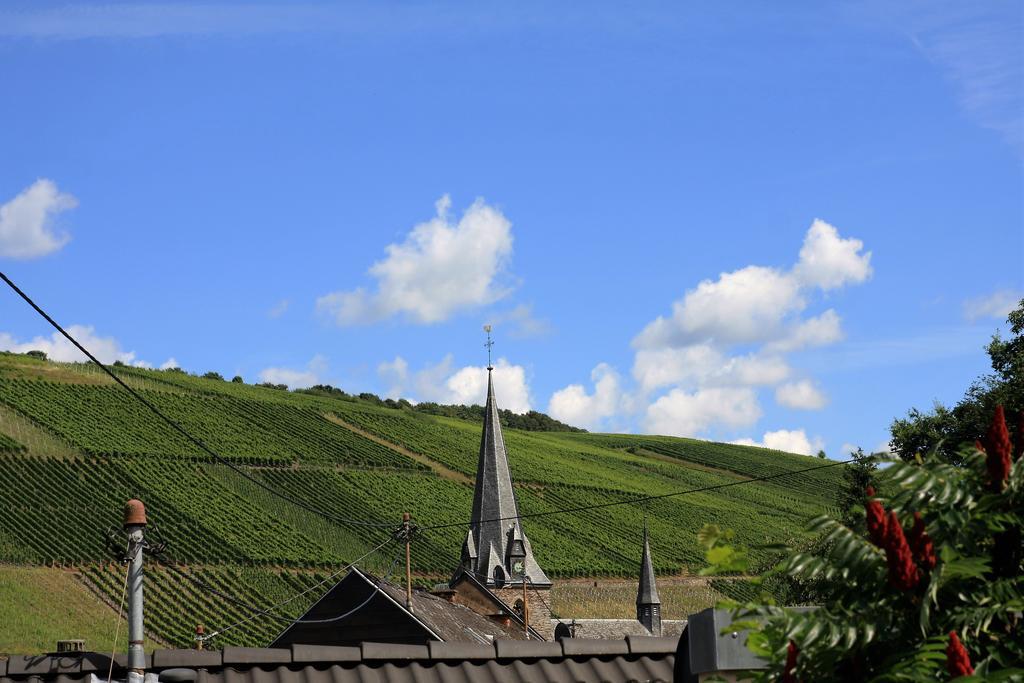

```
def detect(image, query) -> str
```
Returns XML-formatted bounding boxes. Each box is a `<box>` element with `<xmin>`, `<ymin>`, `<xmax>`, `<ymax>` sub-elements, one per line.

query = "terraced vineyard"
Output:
<box><xmin>0</xmin><ymin>431</ymin><xmax>23</xmax><ymax>453</ymax></box>
<box><xmin>0</xmin><ymin>352</ymin><xmax>845</xmax><ymax>651</ymax></box>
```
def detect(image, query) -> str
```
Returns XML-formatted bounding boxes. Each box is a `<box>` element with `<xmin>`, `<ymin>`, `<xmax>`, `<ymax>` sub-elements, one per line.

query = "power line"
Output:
<box><xmin>158</xmin><ymin>542</ymin><xmax>395</xmax><ymax>626</ymax></box>
<box><xmin>0</xmin><ymin>270</ymin><xmax>394</xmax><ymax>529</ymax></box>
<box><xmin>0</xmin><ymin>270</ymin><xmax>858</xmax><ymax>536</ymax></box>
<box><xmin>419</xmin><ymin>457</ymin><xmax>854</xmax><ymax>531</ymax></box>
<box><xmin>166</xmin><ymin>536</ymin><xmax>398</xmax><ymax>641</ymax></box>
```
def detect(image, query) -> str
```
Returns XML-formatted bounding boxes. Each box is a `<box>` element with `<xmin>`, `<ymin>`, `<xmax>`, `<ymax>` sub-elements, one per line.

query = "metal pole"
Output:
<box><xmin>403</xmin><ymin>512</ymin><xmax>413</xmax><ymax>613</ymax></box>
<box><xmin>126</xmin><ymin>525</ymin><xmax>145</xmax><ymax>675</ymax></box>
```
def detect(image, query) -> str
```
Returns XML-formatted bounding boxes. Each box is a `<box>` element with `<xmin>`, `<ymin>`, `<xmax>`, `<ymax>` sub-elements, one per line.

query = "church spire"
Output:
<box><xmin>637</xmin><ymin>521</ymin><xmax>662</xmax><ymax>635</ymax></box>
<box><xmin>454</xmin><ymin>328</ymin><xmax>550</xmax><ymax>589</ymax></box>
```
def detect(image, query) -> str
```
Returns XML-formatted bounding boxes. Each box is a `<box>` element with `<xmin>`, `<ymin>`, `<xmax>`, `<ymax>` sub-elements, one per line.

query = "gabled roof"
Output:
<box><xmin>271</xmin><ymin>567</ymin><xmax>530</xmax><ymax>647</ymax></box>
<box><xmin>457</xmin><ymin>369</ymin><xmax>550</xmax><ymax>588</ymax></box>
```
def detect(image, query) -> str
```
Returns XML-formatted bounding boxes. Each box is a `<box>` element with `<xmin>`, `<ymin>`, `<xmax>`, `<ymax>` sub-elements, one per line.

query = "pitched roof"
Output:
<box><xmin>271</xmin><ymin>567</ymin><xmax>530</xmax><ymax>647</ymax></box>
<box><xmin>553</xmin><ymin>619</ymin><xmax>687</xmax><ymax>640</ymax></box>
<box><xmin>449</xmin><ymin>568</ymin><xmax>546</xmax><ymax>640</ymax></box>
<box><xmin>458</xmin><ymin>369</ymin><xmax>550</xmax><ymax>588</ymax></box>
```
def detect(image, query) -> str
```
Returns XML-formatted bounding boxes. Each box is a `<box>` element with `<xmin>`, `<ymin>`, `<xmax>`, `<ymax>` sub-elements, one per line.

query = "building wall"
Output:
<box><xmin>493</xmin><ymin>586</ymin><xmax>553</xmax><ymax>640</ymax></box>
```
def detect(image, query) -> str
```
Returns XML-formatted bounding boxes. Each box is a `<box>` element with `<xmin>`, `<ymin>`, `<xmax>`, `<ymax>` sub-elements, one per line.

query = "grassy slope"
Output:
<box><xmin>0</xmin><ymin>566</ymin><xmax>163</xmax><ymax>655</ymax></box>
<box><xmin>0</xmin><ymin>353</ymin><xmax>844</xmax><ymax>651</ymax></box>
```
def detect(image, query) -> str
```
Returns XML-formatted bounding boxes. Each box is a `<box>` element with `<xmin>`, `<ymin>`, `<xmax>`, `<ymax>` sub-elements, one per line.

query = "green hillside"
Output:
<box><xmin>0</xmin><ymin>351</ymin><xmax>843</xmax><ymax>651</ymax></box>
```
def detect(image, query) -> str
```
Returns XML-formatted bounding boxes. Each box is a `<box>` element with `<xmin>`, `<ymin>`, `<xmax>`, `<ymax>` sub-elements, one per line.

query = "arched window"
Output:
<box><xmin>492</xmin><ymin>565</ymin><xmax>506</xmax><ymax>587</ymax></box>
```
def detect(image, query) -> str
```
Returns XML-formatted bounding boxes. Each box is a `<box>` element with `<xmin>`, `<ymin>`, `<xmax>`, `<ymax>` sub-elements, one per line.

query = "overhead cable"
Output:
<box><xmin>1</xmin><ymin>271</ymin><xmax>859</xmax><ymax>534</ymax></box>
<box><xmin>169</xmin><ymin>536</ymin><xmax>397</xmax><ymax>641</ymax></box>
<box><xmin>0</xmin><ymin>270</ymin><xmax>394</xmax><ymax>529</ymax></box>
<box><xmin>418</xmin><ymin>457</ymin><xmax>855</xmax><ymax>531</ymax></box>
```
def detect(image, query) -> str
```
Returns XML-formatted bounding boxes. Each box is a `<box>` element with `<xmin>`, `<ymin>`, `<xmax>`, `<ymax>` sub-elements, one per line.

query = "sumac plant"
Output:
<box><xmin>734</xmin><ymin>407</ymin><xmax>1023</xmax><ymax>681</ymax></box>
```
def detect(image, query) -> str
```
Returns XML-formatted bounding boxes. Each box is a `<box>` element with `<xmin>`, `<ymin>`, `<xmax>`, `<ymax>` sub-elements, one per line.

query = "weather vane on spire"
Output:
<box><xmin>483</xmin><ymin>324</ymin><xmax>494</xmax><ymax>371</ymax></box>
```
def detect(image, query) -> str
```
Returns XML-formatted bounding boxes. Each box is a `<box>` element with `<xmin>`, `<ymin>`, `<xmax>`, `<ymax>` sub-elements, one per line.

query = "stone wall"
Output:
<box><xmin>493</xmin><ymin>585</ymin><xmax>553</xmax><ymax>641</ymax></box>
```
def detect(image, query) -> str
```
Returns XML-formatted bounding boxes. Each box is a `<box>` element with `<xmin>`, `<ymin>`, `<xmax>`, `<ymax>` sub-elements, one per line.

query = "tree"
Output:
<box><xmin>891</xmin><ymin>301</ymin><xmax>1023</xmax><ymax>464</ymax></box>
<box><xmin>734</xmin><ymin>408</ymin><xmax>1023</xmax><ymax>681</ymax></box>
<box><xmin>231</xmin><ymin>375</ymin><xmax>244</xmax><ymax>383</ymax></box>
<box><xmin>836</xmin><ymin>448</ymin><xmax>878</xmax><ymax>530</ymax></box>
<box><xmin>25</xmin><ymin>350</ymin><xmax>46</xmax><ymax>360</ymax></box>
<box><xmin>816</xmin><ymin>449</ymin><xmax>827</xmax><ymax>459</ymax></box>
<box><xmin>202</xmin><ymin>371</ymin><xmax>224</xmax><ymax>381</ymax></box>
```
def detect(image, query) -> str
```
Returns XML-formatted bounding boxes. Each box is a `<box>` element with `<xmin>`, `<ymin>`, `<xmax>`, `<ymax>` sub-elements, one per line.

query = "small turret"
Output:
<box><xmin>636</xmin><ymin>523</ymin><xmax>662</xmax><ymax>636</ymax></box>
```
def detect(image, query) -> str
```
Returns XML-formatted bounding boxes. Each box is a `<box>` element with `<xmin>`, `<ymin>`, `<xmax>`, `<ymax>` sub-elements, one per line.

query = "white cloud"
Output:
<box><xmin>733</xmin><ymin>429</ymin><xmax>825</xmax><ymax>456</ymax></box>
<box><xmin>775</xmin><ymin>379</ymin><xmax>828</xmax><ymax>410</ymax></box>
<box><xmin>443</xmin><ymin>360</ymin><xmax>531</xmax><ymax>414</ymax></box>
<box><xmin>632</xmin><ymin>345</ymin><xmax>723</xmax><ymax>392</ymax></box>
<box><xmin>726</xmin><ymin>354</ymin><xmax>792</xmax><ymax>387</ymax></box>
<box><xmin>632</xmin><ymin>345</ymin><xmax>789</xmax><ymax>393</ymax></box>
<box><xmin>268</xmin><ymin>299</ymin><xmax>290</xmax><ymax>319</ymax></box>
<box><xmin>634</xmin><ymin>221</ymin><xmax>869</xmax><ymax>353</ymax></box>
<box><xmin>159</xmin><ymin>357</ymin><xmax>180</xmax><ymax>370</ymax></box>
<box><xmin>317</xmin><ymin>195</ymin><xmax>514</xmax><ymax>325</ymax></box>
<box><xmin>767</xmin><ymin>309</ymin><xmax>844</xmax><ymax>353</ymax></box>
<box><xmin>548</xmin><ymin>363</ymin><xmax>623</xmax><ymax>430</ymax></box>
<box><xmin>0</xmin><ymin>325</ymin><xmax>139</xmax><ymax>365</ymax></box>
<box><xmin>963</xmin><ymin>289</ymin><xmax>1021</xmax><ymax>322</ymax></box>
<box><xmin>258</xmin><ymin>355</ymin><xmax>326</xmax><ymax>389</ymax></box>
<box><xmin>0</xmin><ymin>179</ymin><xmax>77</xmax><ymax>259</ymax></box>
<box><xmin>644</xmin><ymin>387</ymin><xmax>761</xmax><ymax>438</ymax></box>
<box><xmin>378</xmin><ymin>355</ymin><xmax>532</xmax><ymax>413</ymax></box>
<box><xmin>609</xmin><ymin>219</ymin><xmax>870</xmax><ymax>437</ymax></box>
<box><xmin>793</xmin><ymin>219</ymin><xmax>873</xmax><ymax>290</ymax></box>
<box><xmin>634</xmin><ymin>265</ymin><xmax>803</xmax><ymax>349</ymax></box>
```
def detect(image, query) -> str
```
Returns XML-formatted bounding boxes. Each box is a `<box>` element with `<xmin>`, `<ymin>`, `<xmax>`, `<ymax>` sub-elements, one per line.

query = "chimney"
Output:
<box><xmin>123</xmin><ymin>499</ymin><xmax>147</xmax><ymax>679</ymax></box>
<box><xmin>488</xmin><ymin>612</ymin><xmax>512</xmax><ymax>627</ymax></box>
<box><xmin>55</xmin><ymin>640</ymin><xmax>85</xmax><ymax>654</ymax></box>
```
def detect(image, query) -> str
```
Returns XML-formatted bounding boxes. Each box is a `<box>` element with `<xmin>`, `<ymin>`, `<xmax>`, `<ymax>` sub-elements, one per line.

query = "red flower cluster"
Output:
<box><xmin>865</xmin><ymin>486</ymin><xmax>888</xmax><ymax>546</ymax></box>
<box><xmin>781</xmin><ymin>640</ymin><xmax>798</xmax><ymax>683</ymax></box>
<box><xmin>883</xmin><ymin>511</ymin><xmax>919</xmax><ymax>590</ymax></box>
<box><xmin>946</xmin><ymin>631</ymin><xmax>973</xmax><ymax>678</ymax></box>
<box><xmin>908</xmin><ymin>512</ymin><xmax>937</xmax><ymax>572</ymax></box>
<box><xmin>864</xmin><ymin>489</ymin><xmax>929</xmax><ymax>590</ymax></box>
<box><xmin>985</xmin><ymin>405</ymin><xmax>1012</xmax><ymax>492</ymax></box>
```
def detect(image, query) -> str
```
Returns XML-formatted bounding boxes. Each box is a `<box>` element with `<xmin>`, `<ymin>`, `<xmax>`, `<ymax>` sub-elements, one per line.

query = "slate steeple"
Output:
<box><xmin>454</xmin><ymin>335</ymin><xmax>550</xmax><ymax>589</ymax></box>
<box><xmin>636</xmin><ymin>522</ymin><xmax>662</xmax><ymax>635</ymax></box>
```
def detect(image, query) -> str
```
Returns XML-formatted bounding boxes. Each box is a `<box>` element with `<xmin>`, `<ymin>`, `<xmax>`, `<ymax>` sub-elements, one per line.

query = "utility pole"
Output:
<box><xmin>123</xmin><ymin>499</ymin><xmax>147</xmax><ymax>682</ymax></box>
<box><xmin>403</xmin><ymin>512</ymin><xmax>413</xmax><ymax>613</ymax></box>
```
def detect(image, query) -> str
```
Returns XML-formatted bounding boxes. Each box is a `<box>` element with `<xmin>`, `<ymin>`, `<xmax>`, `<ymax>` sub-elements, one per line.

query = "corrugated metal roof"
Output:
<box><xmin>2</xmin><ymin>636</ymin><xmax>678</xmax><ymax>683</ymax></box>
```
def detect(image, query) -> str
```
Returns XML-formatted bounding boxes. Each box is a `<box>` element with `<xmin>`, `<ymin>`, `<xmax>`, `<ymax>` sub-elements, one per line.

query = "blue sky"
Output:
<box><xmin>1</xmin><ymin>1</ymin><xmax>1021</xmax><ymax>456</ymax></box>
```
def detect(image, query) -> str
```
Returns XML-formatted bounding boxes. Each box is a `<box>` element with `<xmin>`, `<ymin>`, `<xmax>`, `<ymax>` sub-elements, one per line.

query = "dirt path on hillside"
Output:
<box><xmin>323</xmin><ymin>413</ymin><xmax>474</xmax><ymax>485</ymax></box>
